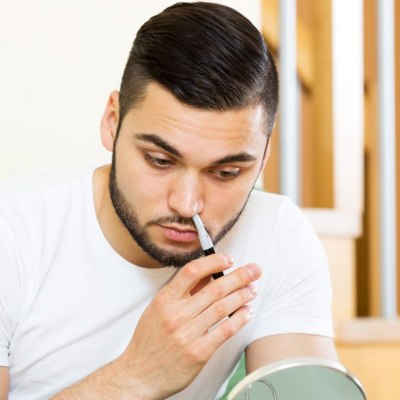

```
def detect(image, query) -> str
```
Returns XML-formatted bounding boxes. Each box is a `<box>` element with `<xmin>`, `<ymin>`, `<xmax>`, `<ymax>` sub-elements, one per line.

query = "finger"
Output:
<box><xmin>165</xmin><ymin>253</ymin><xmax>234</xmax><ymax>298</ymax></box>
<box><xmin>192</xmin><ymin>284</ymin><xmax>257</xmax><ymax>336</ymax></box>
<box><xmin>188</xmin><ymin>306</ymin><xmax>253</xmax><ymax>363</ymax></box>
<box><xmin>187</xmin><ymin>263</ymin><xmax>261</xmax><ymax>317</ymax></box>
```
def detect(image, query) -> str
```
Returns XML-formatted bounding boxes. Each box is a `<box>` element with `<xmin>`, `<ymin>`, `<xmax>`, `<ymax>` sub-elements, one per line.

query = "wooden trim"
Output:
<box><xmin>310</xmin><ymin>0</ymin><xmax>334</xmax><ymax>208</ymax></box>
<box><xmin>335</xmin><ymin>318</ymin><xmax>400</xmax><ymax>343</ymax></box>
<box><xmin>332</xmin><ymin>0</ymin><xmax>364</xmax><ymax>212</ymax></box>
<box><xmin>321</xmin><ymin>238</ymin><xmax>356</xmax><ymax>321</ymax></box>
<box><xmin>395</xmin><ymin>0</ymin><xmax>400</xmax><ymax>316</ymax></box>
<box><xmin>361</xmin><ymin>0</ymin><xmax>382</xmax><ymax>316</ymax></box>
<box><xmin>303</xmin><ymin>209</ymin><xmax>362</xmax><ymax>238</ymax></box>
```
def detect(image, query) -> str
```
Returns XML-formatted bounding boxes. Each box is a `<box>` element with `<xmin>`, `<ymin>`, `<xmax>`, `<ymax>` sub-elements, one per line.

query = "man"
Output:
<box><xmin>0</xmin><ymin>2</ymin><xmax>338</xmax><ymax>399</ymax></box>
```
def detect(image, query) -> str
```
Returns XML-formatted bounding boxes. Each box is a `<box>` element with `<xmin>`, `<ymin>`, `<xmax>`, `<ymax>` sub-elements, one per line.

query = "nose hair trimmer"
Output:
<box><xmin>192</xmin><ymin>214</ymin><xmax>224</xmax><ymax>280</ymax></box>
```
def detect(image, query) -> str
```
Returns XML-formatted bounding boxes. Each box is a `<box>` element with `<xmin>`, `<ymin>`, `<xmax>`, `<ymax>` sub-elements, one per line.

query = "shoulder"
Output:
<box><xmin>219</xmin><ymin>190</ymin><xmax>305</xmax><ymax>264</ymax></box>
<box><xmin>0</xmin><ymin>168</ymin><xmax>94</xmax><ymax>218</ymax></box>
<box><xmin>0</xmin><ymin>168</ymin><xmax>90</xmax><ymax>204</ymax></box>
<box><xmin>0</xmin><ymin>166</ymin><xmax>97</xmax><ymax>289</ymax></box>
<box><xmin>246</xmin><ymin>190</ymin><xmax>305</xmax><ymax>218</ymax></box>
<box><xmin>239</xmin><ymin>190</ymin><xmax>306</xmax><ymax>235</ymax></box>
<box><xmin>226</xmin><ymin>190</ymin><xmax>325</xmax><ymax>266</ymax></box>
<box><xmin>0</xmin><ymin>167</ymin><xmax>95</xmax><ymax>252</ymax></box>
<box><xmin>248</xmin><ymin>192</ymin><xmax>328</xmax><ymax>277</ymax></box>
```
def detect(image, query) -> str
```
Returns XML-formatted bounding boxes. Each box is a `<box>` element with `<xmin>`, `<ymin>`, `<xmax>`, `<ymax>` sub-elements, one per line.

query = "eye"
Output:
<box><xmin>210</xmin><ymin>167</ymin><xmax>241</xmax><ymax>181</ymax></box>
<box><xmin>144</xmin><ymin>153</ymin><xmax>173</xmax><ymax>169</ymax></box>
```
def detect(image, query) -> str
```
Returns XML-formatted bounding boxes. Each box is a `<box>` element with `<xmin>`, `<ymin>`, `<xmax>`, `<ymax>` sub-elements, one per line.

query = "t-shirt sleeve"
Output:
<box><xmin>250</xmin><ymin>199</ymin><xmax>334</xmax><ymax>343</ymax></box>
<box><xmin>0</xmin><ymin>216</ymin><xmax>23</xmax><ymax>367</ymax></box>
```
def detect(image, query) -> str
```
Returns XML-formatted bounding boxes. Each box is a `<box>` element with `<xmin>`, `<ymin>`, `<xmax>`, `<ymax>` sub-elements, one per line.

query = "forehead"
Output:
<box><xmin>120</xmin><ymin>82</ymin><xmax>267</xmax><ymax>155</ymax></box>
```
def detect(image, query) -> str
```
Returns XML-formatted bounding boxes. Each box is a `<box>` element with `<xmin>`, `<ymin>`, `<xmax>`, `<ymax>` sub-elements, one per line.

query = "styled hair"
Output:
<box><xmin>119</xmin><ymin>2</ymin><xmax>279</xmax><ymax>136</ymax></box>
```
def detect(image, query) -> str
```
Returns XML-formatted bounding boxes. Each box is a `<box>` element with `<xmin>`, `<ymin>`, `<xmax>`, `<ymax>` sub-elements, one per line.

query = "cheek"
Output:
<box><xmin>116</xmin><ymin>154</ymin><xmax>168</xmax><ymax>205</ymax></box>
<box><xmin>120</xmin><ymin>172</ymin><xmax>166</xmax><ymax>205</ymax></box>
<box><xmin>206</xmin><ymin>180</ymin><xmax>254</xmax><ymax>229</ymax></box>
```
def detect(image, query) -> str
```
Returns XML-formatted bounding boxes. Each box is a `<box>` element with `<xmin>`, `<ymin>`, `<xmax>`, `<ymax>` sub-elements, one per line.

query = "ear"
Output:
<box><xmin>100</xmin><ymin>90</ymin><xmax>120</xmax><ymax>152</ymax></box>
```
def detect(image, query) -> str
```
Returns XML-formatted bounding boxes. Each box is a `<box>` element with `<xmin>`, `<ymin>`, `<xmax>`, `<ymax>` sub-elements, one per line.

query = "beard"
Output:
<box><xmin>108</xmin><ymin>150</ymin><xmax>249</xmax><ymax>268</ymax></box>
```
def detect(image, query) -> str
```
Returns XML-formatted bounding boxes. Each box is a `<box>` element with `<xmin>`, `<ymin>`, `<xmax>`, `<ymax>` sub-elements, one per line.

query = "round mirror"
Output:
<box><xmin>227</xmin><ymin>357</ymin><xmax>366</xmax><ymax>400</ymax></box>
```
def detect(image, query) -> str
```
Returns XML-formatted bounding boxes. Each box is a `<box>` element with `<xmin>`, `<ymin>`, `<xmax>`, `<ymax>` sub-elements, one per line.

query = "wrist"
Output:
<box><xmin>114</xmin><ymin>353</ymin><xmax>162</xmax><ymax>400</ymax></box>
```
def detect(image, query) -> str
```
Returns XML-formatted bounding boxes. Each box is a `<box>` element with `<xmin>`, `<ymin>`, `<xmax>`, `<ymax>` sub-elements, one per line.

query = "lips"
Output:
<box><xmin>160</xmin><ymin>225</ymin><xmax>198</xmax><ymax>243</ymax></box>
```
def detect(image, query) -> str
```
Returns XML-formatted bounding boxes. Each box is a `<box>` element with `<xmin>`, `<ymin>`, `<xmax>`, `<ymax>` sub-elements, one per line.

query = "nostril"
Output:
<box><xmin>191</xmin><ymin>201</ymin><xmax>201</xmax><ymax>217</ymax></box>
<box><xmin>168</xmin><ymin>196</ymin><xmax>203</xmax><ymax>218</ymax></box>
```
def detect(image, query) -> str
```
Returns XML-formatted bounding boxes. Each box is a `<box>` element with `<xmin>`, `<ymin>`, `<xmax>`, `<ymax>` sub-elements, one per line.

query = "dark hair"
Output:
<box><xmin>119</xmin><ymin>2</ymin><xmax>279</xmax><ymax>136</ymax></box>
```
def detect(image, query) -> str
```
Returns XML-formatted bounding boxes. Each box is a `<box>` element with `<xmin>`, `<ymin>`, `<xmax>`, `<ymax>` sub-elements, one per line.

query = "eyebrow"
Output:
<box><xmin>213</xmin><ymin>153</ymin><xmax>257</xmax><ymax>165</ymax></box>
<box><xmin>135</xmin><ymin>133</ymin><xmax>182</xmax><ymax>158</ymax></box>
<box><xmin>135</xmin><ymin>133</ymin><xmax>257</xmax><ymax>165</ymax></box>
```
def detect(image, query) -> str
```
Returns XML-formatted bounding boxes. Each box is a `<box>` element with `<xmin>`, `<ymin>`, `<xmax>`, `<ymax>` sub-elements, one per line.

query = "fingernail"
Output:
<box><xmin>246</xmin><ymin>264</ymin><xmax>261</xmax><ymax>278</ymax></box>
<box><xmin>246</xmin><ymin>306</ymin><xmax>254</xmax><ymax>320</ymax></box>
<box><xmin>247</xmin><ymin>285</ymin><xmax>258</xmax><ymax>297</ymax></box>
<box><xmin>222</xmin><ymin>253</ymin><xmax>234</xmax><ymax>265</ymax></box>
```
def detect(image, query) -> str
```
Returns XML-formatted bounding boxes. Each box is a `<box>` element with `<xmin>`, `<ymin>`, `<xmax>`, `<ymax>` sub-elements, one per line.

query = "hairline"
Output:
<box><xmin>117</xmin><ymin>80</ymin><xmax>274</xmax><ymax>139</ymax></box>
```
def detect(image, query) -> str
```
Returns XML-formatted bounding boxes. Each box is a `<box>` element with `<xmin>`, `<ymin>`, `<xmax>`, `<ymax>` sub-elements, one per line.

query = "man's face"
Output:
<box><xmin>108</xmin><ymin>83</ymin><xmax>268</xmax><ymax>268</ymax></box>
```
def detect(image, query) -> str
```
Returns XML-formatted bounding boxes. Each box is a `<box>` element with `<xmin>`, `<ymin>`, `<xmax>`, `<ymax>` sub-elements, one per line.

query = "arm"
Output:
<box><xmin>0</xmin><ymin>367</ymin><xmax>9</xmax><ymax>400</ymax></box>
<box><xmin>52</xmin><ymin>254</ymin><xmax>262</xmax><ymax>400</ymax></box>
<box><xmin>244</xmin><ymin>199</ymin><xmax>340</xmax><ymax>373</ymax></box>
<box><xmin>245</xmin><ymin>333</ymin><xmax>339</xmax><ymax>373</ymax></box>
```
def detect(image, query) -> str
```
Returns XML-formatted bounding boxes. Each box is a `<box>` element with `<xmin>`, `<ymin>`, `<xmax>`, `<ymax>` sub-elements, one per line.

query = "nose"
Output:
<box><xmin>168</xmin><ymin>171</ymin><xmax>204</xmax><ymax>219</ymax></box>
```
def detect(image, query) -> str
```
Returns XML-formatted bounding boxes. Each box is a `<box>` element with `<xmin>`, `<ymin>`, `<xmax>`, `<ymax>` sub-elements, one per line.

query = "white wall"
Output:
<box><xmin>0</xmin><ymin>0</ymin><xmax>261</xmax><ymax>180</ymax></box>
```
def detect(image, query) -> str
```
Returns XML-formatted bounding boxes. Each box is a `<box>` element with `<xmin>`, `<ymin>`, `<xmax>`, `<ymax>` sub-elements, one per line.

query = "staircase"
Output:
<box><xmin>261</xmin><ymin>1</ymin><xmax>400</xmax><ymax>398</ymax></box>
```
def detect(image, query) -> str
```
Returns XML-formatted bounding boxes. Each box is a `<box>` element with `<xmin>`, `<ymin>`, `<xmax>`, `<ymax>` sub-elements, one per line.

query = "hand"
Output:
<box><xmin>117</xmin><ymin>253</ymin><xmax>261</xmax><ymax>399</ymax></box>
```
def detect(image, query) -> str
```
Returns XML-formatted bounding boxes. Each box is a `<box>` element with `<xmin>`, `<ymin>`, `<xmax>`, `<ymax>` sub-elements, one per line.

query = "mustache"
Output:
<box><xmin>147</xmin><ymin>215</ymin><xmax>197</xmax><ymax>229</ymax></box>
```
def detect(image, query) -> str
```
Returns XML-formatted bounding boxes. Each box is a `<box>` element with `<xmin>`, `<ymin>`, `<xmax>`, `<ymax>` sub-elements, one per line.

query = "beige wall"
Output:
<box><xmin>0</xmin><ymin>1</ymin><xmax>261</xmax><ymax>180</ymax></box>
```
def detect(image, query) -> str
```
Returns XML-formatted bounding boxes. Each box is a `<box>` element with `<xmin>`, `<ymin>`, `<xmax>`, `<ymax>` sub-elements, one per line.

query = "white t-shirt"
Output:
<box><xmin>0</xmin><ymin>167</ymin><xmax>333</xmax><ymax>400</ymax></box>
